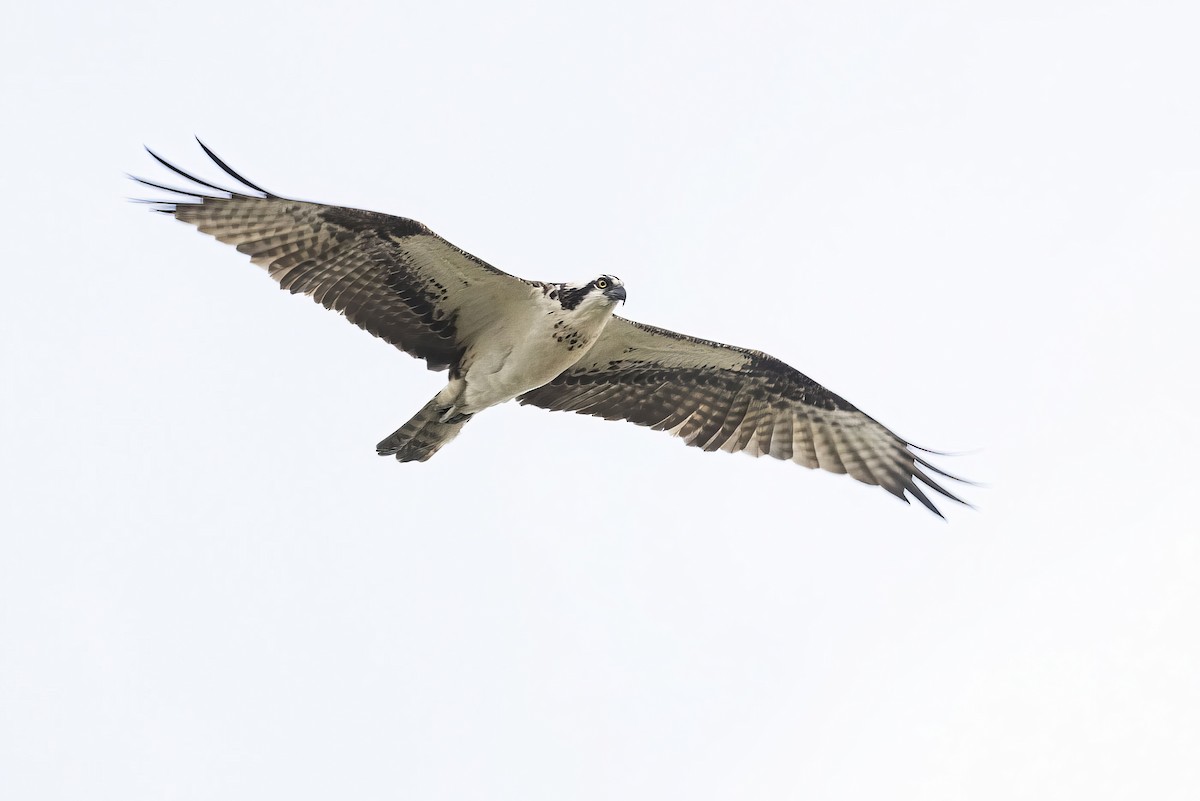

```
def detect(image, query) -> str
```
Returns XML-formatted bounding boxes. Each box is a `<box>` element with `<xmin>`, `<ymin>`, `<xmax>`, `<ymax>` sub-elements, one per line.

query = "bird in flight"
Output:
<box><xmin>132</xmin><ymin>141</ymin><xmax>969</xmax><ymax>516</ymax></box>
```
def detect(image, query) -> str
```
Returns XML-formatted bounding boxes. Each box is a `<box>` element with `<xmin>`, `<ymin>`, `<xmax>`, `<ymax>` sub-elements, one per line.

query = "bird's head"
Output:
<box><xmin>558</xmin><ymin>274</ymin><xmax>626</xmax><ymax>310</ymax></box>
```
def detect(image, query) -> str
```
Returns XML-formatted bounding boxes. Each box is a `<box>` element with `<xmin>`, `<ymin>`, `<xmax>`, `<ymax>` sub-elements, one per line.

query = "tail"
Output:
<box><xmin>376</xmin><ymin>396</ymin><xmax>473</xmax><ymax>462</ymax></box>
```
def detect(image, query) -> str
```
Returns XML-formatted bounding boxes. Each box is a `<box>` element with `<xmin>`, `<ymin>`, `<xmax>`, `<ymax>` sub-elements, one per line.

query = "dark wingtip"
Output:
<box><xmin>142</xmin><ymin>146</ymin><xmax>238</xmax><ymax>195</ymax></box>
<box><xmin>194</xmin><ymin>137</ymin><xmax>274</xmax><ymax>196</ymax></box>
<box><xmin>126</xmin><ymin>197</ymin><xmax>179</xmax><ymax>207</ymax></box>
<box><xmin>902</xmin><ymin>477</ymin><xmax>946</xmax><ymax>518</ymax></box>
<box><xmin>126</xmin><ymin>173</ymin><xmax>206</xmax><ymax>200</ymax></box>
<box><xmin>912</xmin><ymin>451</ymin><xmax>984</xmax><ymax>487</ymax></box>
<box><xmin>910</xmin><ymin>443</ymin><xmax>984</xmax><ymax>458</ymax></box>
<box><xmin>908</xmin><ymin>458</ymin><xmax>983</xmax><ymax>518</ymax></box>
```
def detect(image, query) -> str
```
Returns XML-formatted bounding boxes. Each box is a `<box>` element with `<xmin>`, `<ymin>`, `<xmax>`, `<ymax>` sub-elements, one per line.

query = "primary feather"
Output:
<box><xmin>132</xmin><ymin>141</ymin><xmax>969</xmax><ymax>516</ymax></box>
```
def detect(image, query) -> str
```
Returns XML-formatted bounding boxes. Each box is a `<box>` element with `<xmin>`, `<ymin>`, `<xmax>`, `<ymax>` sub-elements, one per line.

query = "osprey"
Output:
<box><xmin>132</xmin><ymin>142</ymin><xmax>968</xmax><ymax>516</ymax></box>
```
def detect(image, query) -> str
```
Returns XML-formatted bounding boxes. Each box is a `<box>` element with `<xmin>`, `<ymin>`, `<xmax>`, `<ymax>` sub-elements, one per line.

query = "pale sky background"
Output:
<box><xmin>2</xmin><ymin>1</ymin><xmax>1198</xmax><ymax>799</ymax></box>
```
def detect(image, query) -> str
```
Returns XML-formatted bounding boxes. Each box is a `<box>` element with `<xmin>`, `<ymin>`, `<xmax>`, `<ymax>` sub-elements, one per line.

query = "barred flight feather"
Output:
<box><xmin>134</xmin><ymin>141</ymin><xmax>972</xmax><ymax>516</ymax></box>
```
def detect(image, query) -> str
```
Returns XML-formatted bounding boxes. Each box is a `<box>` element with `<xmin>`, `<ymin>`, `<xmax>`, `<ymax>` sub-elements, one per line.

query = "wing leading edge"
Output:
<box><xmin>134</xmin><ymin>142</ymin><xmax>971</xmax><ymax>515</ymax></box>
<box><xmin>130</xmin><ymin>140</ymin><xmax>537</xmax><ymax>372</ymax></box>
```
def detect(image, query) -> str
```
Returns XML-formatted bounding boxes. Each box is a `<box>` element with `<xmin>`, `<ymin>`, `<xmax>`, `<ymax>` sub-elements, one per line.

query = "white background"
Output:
<box><xmin>2</xmin><ymin>2</ymin><xmax>1197</xmax><ymax>799</ymax></box>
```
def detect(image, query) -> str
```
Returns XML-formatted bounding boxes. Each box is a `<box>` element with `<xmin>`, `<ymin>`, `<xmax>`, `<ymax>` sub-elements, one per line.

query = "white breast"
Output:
<box><xmin>456</xmin><ymin>292</ymin><xmax>616</xmax><ymax>414</ymax></box>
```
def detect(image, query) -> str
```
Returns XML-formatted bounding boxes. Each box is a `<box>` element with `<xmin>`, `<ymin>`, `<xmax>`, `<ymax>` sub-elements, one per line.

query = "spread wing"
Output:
<box><xmin>131</xmin><ymin>141</ymin><xmax>537</xmax><ymax>372</ymax></box>
<box><xmin>519</xmin><ymin>317</ymin><xmax>968</xmax><ymax>516</ymax></box>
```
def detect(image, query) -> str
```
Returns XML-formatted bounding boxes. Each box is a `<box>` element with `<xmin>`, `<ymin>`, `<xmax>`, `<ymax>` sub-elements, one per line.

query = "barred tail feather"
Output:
<box><xmin>377</xmin><ymin>397</ymin><xmax>472</xmax><ymax>462</ymax></box>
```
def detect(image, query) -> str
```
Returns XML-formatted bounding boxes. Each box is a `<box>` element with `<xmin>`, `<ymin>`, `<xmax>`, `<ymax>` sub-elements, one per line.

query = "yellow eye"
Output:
<box><xmin>596</xmin><ymin>278</ymin><xmax>608</xmax><ymax>289</ymax></box>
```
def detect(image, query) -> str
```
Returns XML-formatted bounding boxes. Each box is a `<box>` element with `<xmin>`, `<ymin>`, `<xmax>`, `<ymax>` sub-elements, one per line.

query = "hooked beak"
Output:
<box><xmin>605</xmin><ymin>285</ymin><xmax>627</xmax><ymax>304</ymax></box>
